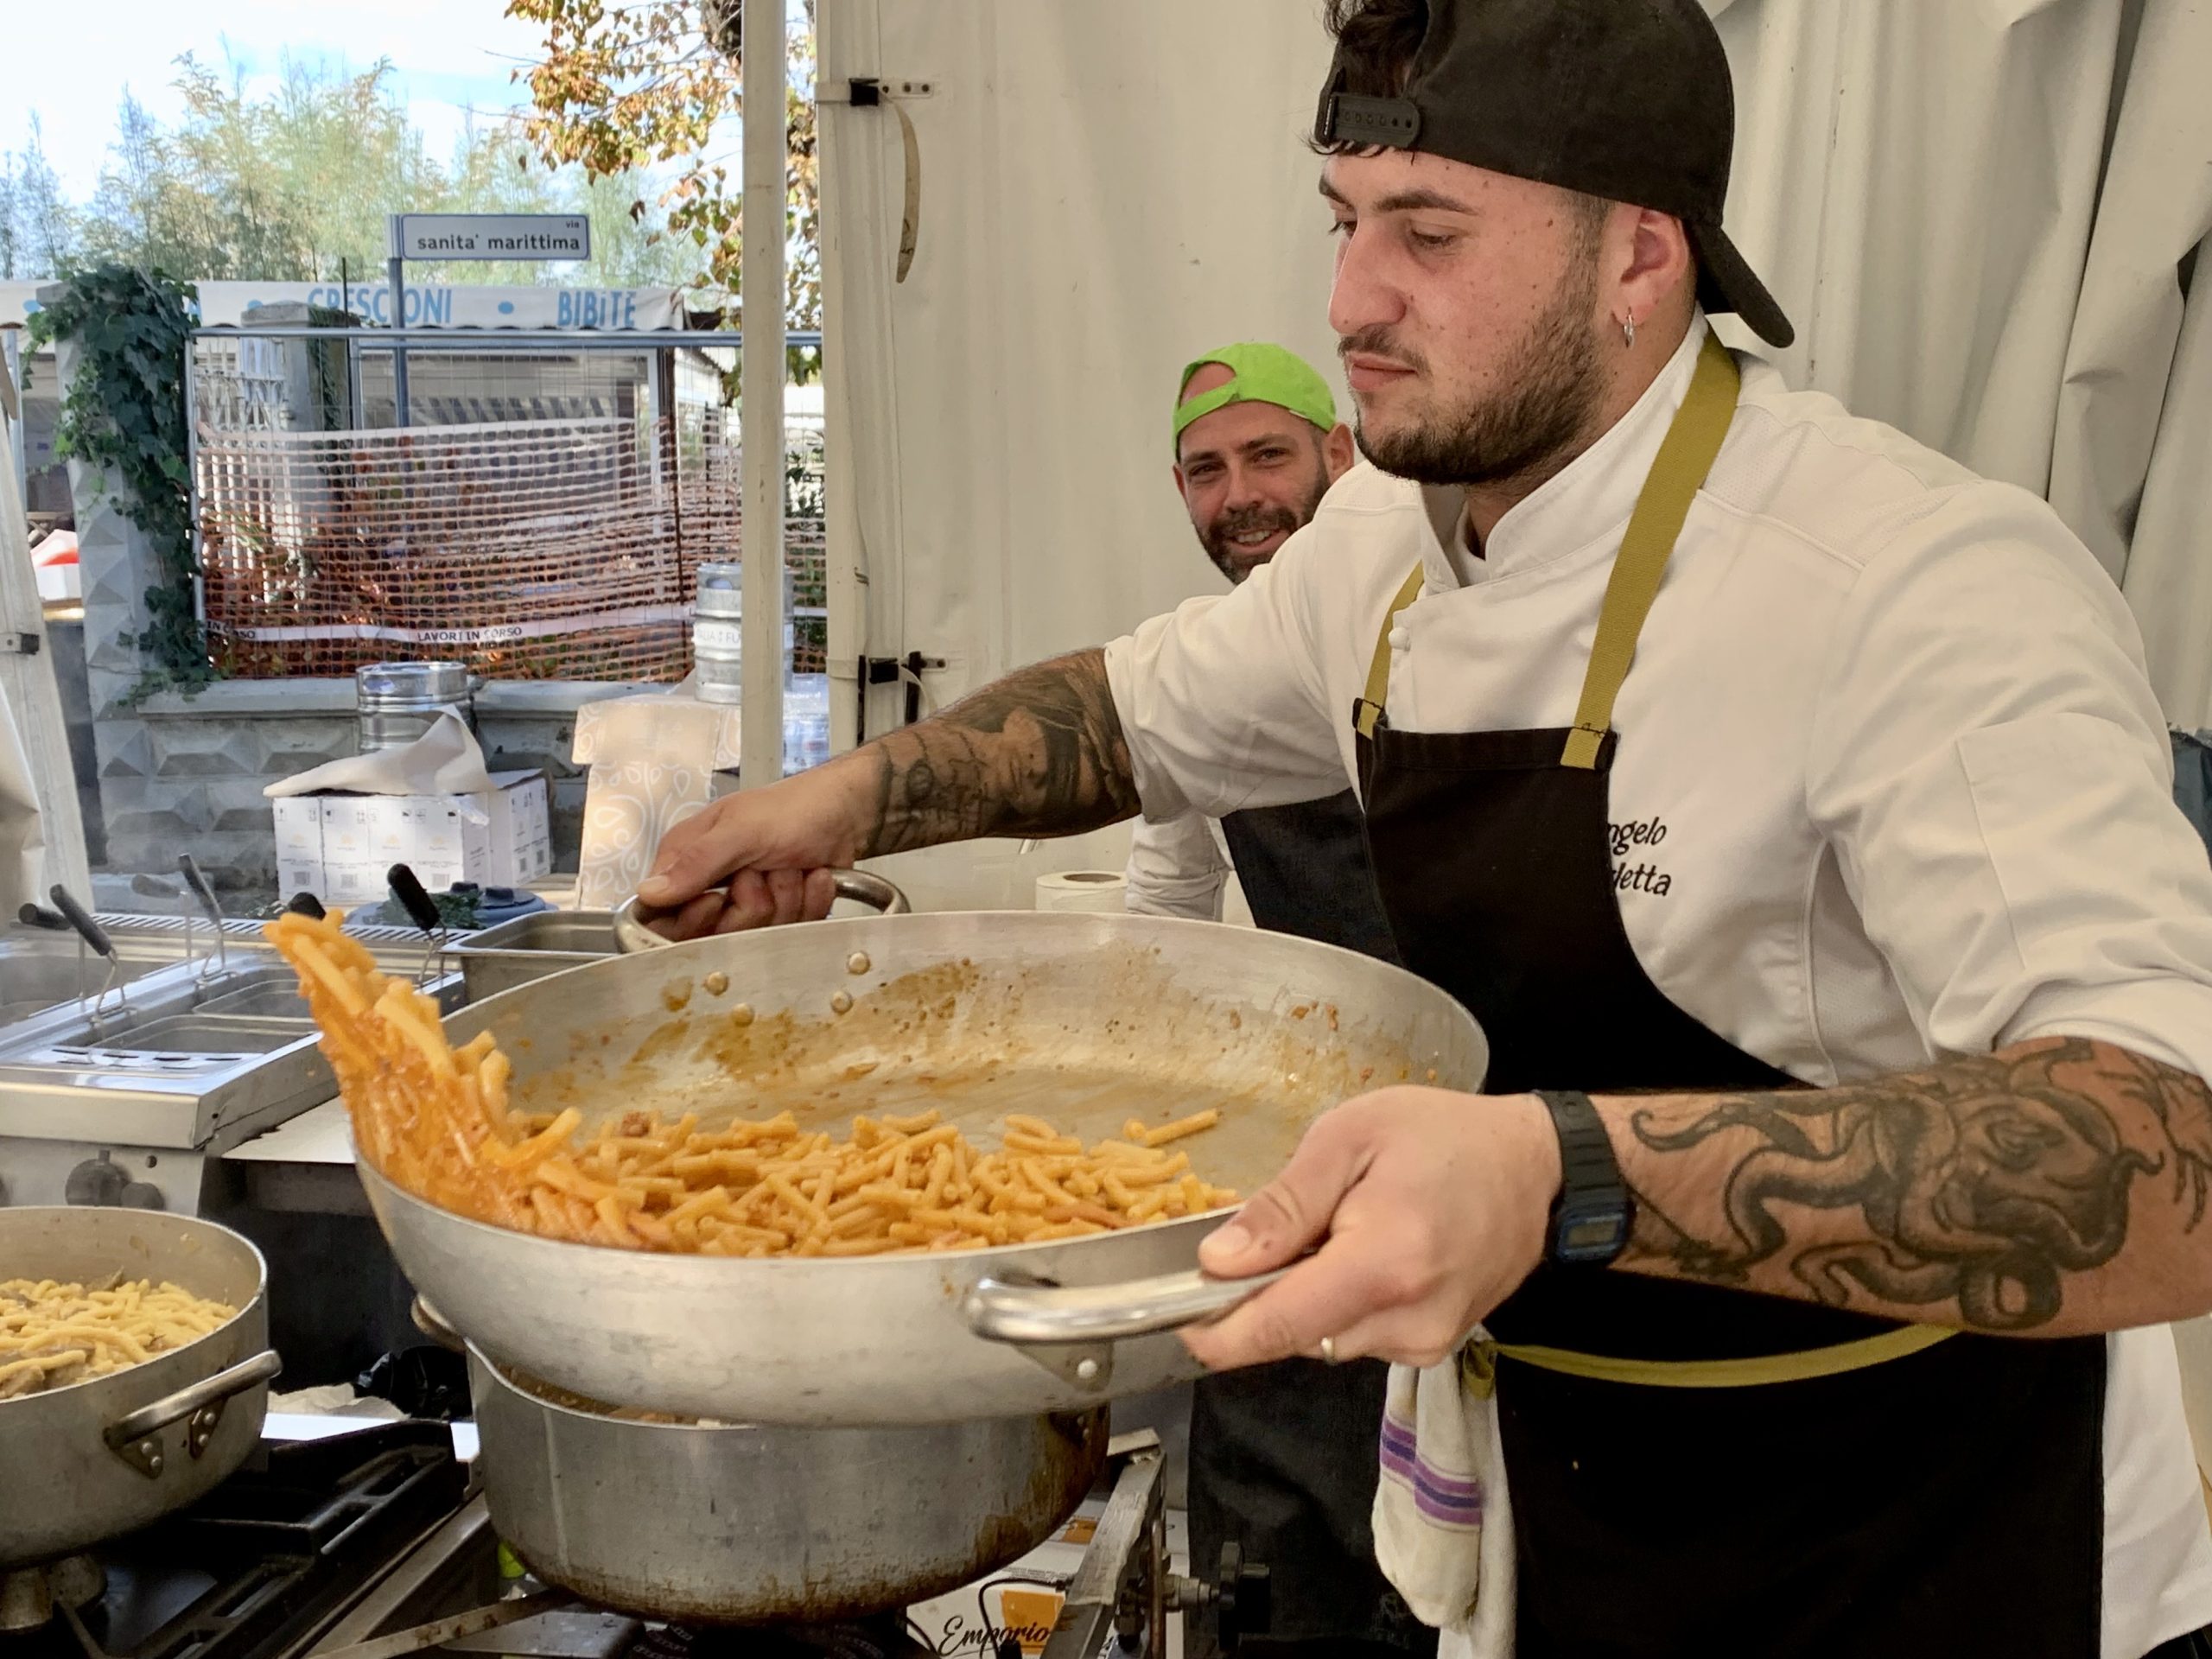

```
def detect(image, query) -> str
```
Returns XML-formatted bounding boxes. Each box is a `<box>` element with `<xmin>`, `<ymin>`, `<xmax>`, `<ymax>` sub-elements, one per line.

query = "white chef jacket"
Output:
<box><xmin>1103</xmin><ymin>317</ymin><xmax>2212</xmax><ymax>1655</ymax></box>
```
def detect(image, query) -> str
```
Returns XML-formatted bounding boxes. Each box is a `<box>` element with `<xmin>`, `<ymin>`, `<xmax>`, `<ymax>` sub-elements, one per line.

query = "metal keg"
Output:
<box><xmin>356</xmin><ymin>661</ymin><xmax>475</xmax><ymax>753</ymax></box>
<box><xmin>693</xmin><ymin>563</ymin><xmax>744</xmax><ymax>706</ymax></box>
<box><xmin>691</xmin><ymin>563</ymin><xmax>798</xmax><ymax>709</ymax></box>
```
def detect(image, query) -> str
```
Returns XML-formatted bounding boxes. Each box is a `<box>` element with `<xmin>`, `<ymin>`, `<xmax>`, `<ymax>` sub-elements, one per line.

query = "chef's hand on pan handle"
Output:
<box><xmin>1182</xmin><ymin>1087</ymin><xmax>1562</xmax><ymax>1370</ymax></box>
<box><xmin>637</xmin><ymin>651</ymin><xmax>1141</xmax><ymax>939</ymax></box>
<box><xmin>635</xmin><ymin>755</ymin><xmax>878</xmax><ymax>938</ymax></box>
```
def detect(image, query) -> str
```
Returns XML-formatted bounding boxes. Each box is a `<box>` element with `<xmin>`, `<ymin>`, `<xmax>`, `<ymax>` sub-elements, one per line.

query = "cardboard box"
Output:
<box><xmin>271</xmin><ymin>772</ymin><xmax>551</xmax><ymax>907</ymax></box>
<box><xmin>272</xmin><ymin>796</ymin><xmax>325</xmax><ymax>860</ymax></box>
<box><xmin>906</xmin><ymin>1496</ymin><xmax>1187</xmax><ymax>1656</ymax></box>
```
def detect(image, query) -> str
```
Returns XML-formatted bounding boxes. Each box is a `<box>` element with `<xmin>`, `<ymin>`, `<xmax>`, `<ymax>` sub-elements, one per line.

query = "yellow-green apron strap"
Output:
<box><xmin>1487</xmin><ymin>1321</ymin><xmax>1956</xmax><ymax>1389</ymax></box>
<box><xmin>1561</xmin><ymin>333</ymin><xmax>1742</xmax><ymax>769</ymax></box>
<box><xmin>1353</xmin><ymin>563</ymin><xmax>1427</xmax><ymax>740</ymax></box>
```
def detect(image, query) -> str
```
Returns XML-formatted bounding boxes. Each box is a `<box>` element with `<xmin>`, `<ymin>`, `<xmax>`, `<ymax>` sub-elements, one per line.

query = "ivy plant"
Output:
<box><xmin>27</xmin><ymin>266</ymin><xmax>215</xmax><ymax>699</ymax></box>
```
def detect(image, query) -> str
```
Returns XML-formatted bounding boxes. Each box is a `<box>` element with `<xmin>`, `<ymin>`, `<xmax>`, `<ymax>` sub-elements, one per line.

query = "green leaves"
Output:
<box><xmin>507</xmin><ymin>0</ymin><xmax>821</xmax><ymax>325</ymax></box>
<box><xmin>30</xmin><ymin>265</ymin><xmax>213</xmax><ymax>697</ymax></box>
<box><xmin>66</xmin><ymin>54</ymin><xmax>692</xmax><ymax>291</ymax></box>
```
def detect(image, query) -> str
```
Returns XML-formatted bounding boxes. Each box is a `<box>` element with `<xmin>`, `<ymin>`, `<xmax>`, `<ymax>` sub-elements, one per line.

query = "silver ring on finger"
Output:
<box><xmin>1319</xmin><ymin>1335</ymin><xmax>1338</xmax><ymax>1365</ymax></box>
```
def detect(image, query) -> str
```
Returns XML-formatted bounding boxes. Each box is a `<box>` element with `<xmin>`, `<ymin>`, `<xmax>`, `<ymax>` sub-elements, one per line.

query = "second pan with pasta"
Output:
<box><xmin>0</xmin><ymin>1207</ymin><xmax>282</xmax><ymax>1569</ymax></box>
<box><xmin>333</xmin><ymin>907</ymin><xmax>1486</xmax><ymax>1427</ymax></box>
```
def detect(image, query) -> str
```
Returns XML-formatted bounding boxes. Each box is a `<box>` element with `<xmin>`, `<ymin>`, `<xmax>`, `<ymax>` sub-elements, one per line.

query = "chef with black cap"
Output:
<box><xmin>638</xmin><ymin>2</ymin><xmax>2212</xmax><ymax>1653</ymax></box>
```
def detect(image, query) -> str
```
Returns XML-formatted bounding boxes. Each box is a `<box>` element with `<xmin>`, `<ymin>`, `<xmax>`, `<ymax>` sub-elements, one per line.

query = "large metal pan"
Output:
<box><xmin>442</xmin><ymin>1309</ymin><xmax>1105</xmax><ymax>1623</ymax></box>
<box><xmin>359</xmin><ymin>901</ymin><xmax>1486</xmax><ymax>1427</ymax></box>
<box><xmin>0</xmin><ymin>1208</ymin><xmax>282</xmax><ymax>1567</ymax></box>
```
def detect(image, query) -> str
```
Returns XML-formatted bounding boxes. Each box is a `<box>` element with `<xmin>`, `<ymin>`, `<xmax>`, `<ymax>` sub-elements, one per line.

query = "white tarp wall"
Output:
<box><xmin>819</xmin><ymin>3</ymin><xmax>1340</xmax><ymax>747</ymax></box>
<box><xmin>818</xmin><ymin>0</ymin><xmax>2212</xmax><ymax>728</ymax></box>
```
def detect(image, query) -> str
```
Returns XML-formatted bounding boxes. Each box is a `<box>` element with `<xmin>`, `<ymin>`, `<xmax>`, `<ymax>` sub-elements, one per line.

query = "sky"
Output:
<box><xmin>14</xmin><ymin>0</ymin><xmax>550</xmax><ymax>199</ymax></box>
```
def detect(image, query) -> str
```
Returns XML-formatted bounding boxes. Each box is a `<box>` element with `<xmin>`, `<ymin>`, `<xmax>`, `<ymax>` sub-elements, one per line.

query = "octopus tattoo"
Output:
<box><xmin>1630</xmin><ymin>1038</ymin><xmax>2212</xmax><ymax>1331</ymax></box>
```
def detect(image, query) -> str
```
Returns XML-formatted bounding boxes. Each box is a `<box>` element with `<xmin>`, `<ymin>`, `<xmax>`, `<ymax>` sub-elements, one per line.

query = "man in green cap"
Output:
<box><xmin>1125</xmin><ymin>343</ymin><xmax>1382</xmax><ymax>933</ymax></box>
<box><xmin>1170</xmin><ymin>342</ymin><xmax>1356</xmax><ymax>584</ymax></box>
<box><xmin>1130</xmin><ymin>344</ymin><xmax>1426</xmax><ymax>1659</ymax></box>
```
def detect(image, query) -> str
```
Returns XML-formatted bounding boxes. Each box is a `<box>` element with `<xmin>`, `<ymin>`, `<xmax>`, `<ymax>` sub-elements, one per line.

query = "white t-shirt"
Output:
<box><xmin>1124</xmin><ymin>811</ymin><xmax>1230</xmax><ymax>921</ymax></box>
<box><xmin>1103</xmin><ymin>318</ymin><xmax>2212</xmax><ymax>1656</ymax></box>
<box><xmin>1123</xmin><ymin>812</ymin><xmax>1256</xmax><ymax>926</ymax></box>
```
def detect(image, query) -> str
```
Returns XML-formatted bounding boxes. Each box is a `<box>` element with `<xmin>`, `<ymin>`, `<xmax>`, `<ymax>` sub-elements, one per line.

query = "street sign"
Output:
<box><xmin>391</xmin><ymin>214</ymin><xmax>591</xmax><ymax>262</ymax></box>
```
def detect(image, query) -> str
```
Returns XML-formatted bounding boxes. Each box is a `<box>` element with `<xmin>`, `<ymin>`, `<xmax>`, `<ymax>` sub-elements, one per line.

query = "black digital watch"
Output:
<box><xmin>1533</xmin><ymin>1089</ymin><xmax>1634</xmax><ymax>1267</ymax></box>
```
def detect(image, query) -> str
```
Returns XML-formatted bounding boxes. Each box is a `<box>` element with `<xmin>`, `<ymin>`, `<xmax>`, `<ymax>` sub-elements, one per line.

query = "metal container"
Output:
<box><xmin>691</xmin><ymin>563</ymin><xmax>744</xmax><ymax>705</ymax></box>
<box><xmin>0</xmin><ymin>961</ymin><xmax>462</xmax><ymax>1160</ymax></box>
<box><xmin>357</xmin><ymin>905</ymin><xmax>1487</xmax><ymax>1427</ymax></box>
<box><xmin>690</xmin><ymin>563</ymin><xmax>797</xmax><ymax>709</ymax></box>
<box><xmin>355</xmin><ymin>661</ymin><xmax>474</xmax><ymax>753</ymax></box>
<box><xmin>461</xmin><ymin>1340</ymin><xmax>1105</xmax><ymax>1622</ymax></box>
<box><xmin>449</xmin><ymin>911</ymin><xmax>617</xmax><ymax>1001</ymax></box>
<box><xmin>0</xmin><ymin>1208</ymin><xmax>282</xmax><ymax>1567</ymax></box>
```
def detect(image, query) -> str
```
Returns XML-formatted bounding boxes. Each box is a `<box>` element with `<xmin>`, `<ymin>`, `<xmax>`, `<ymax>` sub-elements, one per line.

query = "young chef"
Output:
<box><xmin>637</xmin><ymin>0</ymin><xmax>2212</xmax><ymax>1651</ymax></box>
<box><xmin>1130</xmin><ymin>344</ymin><xmax>1427</xmax><ymax>1659</ymax></box>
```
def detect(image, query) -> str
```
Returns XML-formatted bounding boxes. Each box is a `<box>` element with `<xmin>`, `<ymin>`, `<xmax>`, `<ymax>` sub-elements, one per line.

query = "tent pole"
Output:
<box><xmin>739</xmin><ymin>0</ymin><xmax>788</xmax><ymax>787</ymax></box>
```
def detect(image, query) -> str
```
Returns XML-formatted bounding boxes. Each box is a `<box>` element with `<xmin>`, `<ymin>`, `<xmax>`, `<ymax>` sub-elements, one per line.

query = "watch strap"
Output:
<box><xmin>1534</xmin><ymin>1088</ymin><xmax>1632</xmax><ymax>1266</ymax></box>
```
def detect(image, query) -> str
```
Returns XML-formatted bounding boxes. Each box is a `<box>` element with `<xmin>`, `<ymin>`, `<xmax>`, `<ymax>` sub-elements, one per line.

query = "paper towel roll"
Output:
<box><xmin>1034</xmin><ymin>869</ymin><xmax>1128</xmax><ymax>913</ymax></box>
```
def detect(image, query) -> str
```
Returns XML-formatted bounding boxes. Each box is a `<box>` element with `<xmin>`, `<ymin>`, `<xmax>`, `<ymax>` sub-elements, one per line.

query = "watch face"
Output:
<box><xmin>1554</xmin><ymin>1198</ymin><xmax>1630</xmax><ymax>1265</ymax></box>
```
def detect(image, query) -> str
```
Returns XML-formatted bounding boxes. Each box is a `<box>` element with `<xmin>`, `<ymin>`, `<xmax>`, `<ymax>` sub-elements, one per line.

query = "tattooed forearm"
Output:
<box><xmin>861</xmin><ymin>650</ymin><xmax>1143</xmax><ymax>855</ymax></box>
<box><xmin>1602</xmin><ymin>1037</ymin><xmax>2212</xmax><ymax>1335</ymax></box>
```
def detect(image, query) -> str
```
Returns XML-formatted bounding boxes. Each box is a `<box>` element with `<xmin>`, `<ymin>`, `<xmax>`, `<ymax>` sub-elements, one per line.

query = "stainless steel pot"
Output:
<box><xmin>360</xmin><ymin>897</ymin><xmax>1485</xmax><ymax>1427</ymax></box>
<box><xmin>454</xmin><ymin>1329</ymin><xmax>1105</xmax><ymax>1622</ymax></box>
<box><xmin>355</xmin><ymin>661</ymin><xmax>476</xmax><ymax>753</ymax></box>
<box><xmin>0</xmin><ymin>1208</ymin><xmax>282</xmax><ymax>1567</ymax></box>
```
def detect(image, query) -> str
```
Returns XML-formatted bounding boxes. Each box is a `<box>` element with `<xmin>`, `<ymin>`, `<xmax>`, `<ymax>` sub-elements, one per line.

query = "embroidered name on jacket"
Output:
<box><xmin>1609</xmin><ymin>814</ymin><xmax>1674</xmax><ymax>897</ymax></box>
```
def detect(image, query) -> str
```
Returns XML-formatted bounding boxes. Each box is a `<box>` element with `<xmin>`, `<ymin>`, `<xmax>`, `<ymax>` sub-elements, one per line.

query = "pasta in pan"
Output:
<box><xmin>0</xmin><ymin>1275</ymin><xmax>239</xmax><ymax>1399</ymax></box>
<box><xmin>265</xmin><ymin>909</ymin><xmax>1240</xmax><ymax>1256</ymax></box>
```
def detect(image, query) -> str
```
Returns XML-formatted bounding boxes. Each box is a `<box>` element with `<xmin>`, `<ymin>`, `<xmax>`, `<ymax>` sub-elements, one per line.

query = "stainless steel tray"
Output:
<box><xmin>449</xmin><ymin>911</ymin><xmax>616</xmax><ymax>1001</ymax></box>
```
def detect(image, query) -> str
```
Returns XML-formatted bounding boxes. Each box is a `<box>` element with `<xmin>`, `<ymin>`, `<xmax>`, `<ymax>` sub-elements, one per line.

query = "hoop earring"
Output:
<box><xmin>1622</xmin><ymin>314</ymin><xmax>1637</xmax><ymax>349</ymax></box>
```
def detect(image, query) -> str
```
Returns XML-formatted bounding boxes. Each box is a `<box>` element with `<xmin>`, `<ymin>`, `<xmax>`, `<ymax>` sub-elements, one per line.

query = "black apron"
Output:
<box><xmin>1218</xmin><ymin>792</ymin><xmax>1402</xmax><ymax>966</ymax></box>
<box><xmin>1190</xmin><ymin>795</ymin><xmax>1431</xmax><ymax>1657</ymax></box>
<box><xmin>1353</xmin><ymin>336</ymin><xmax>2107</xmax><ymax>1658</ymax></box>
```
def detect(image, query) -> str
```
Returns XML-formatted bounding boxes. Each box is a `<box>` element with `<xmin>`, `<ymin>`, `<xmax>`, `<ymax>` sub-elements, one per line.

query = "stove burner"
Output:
<box><xmin>0</xmin><ymin>1422</ymin><xmax>463</xmax><ymax>1659</ymax></box>
<box><xmin>631</xmin><ymin>1617</ymin><xmax>942</xmax><ymax>1659</ymax></box>
<box><xmin>0</xmin><ymin>1560</ymin><xmax>104</xmax><ymax>1637</ymax></box>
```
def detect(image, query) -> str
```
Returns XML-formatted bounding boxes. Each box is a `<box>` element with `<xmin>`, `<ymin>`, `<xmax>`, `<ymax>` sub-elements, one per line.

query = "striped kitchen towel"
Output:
<box><xmin>1372</xmin><ymin>1337</ymin><xmax>1515</xmax><ymax>1657</ymax></box>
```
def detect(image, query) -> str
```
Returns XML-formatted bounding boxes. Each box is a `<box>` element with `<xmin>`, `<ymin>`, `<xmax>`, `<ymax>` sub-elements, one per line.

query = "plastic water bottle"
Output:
<box><xmin>784</xmin><ymin>674</ymin><xmax>832</xmax><ymax>774</ymax></box>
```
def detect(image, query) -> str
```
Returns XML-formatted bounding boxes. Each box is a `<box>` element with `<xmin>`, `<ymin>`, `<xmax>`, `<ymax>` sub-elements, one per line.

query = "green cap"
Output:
<box><xmin>1172</xmin><ymin>342</ymin><xmax>1337</xmax><ymax>454</ymax></box>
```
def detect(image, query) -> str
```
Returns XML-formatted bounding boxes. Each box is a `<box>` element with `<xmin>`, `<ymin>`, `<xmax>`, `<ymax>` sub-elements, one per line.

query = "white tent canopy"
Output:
<box><xmin>818</xmin><ymin>0</ymin><xmax>2212</xmax><ymax>734</ymax></box>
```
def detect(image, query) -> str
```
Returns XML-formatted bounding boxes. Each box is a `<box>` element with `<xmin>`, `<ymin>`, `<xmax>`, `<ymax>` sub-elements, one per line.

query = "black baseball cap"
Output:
<box><xmin>1313</xmin><ymin>0</ymin><xmax>1794</xmax><ymax>348</ymax></box>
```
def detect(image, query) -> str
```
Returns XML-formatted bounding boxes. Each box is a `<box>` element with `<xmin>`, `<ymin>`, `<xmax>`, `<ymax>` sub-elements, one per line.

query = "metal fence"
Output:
<box><xmin>188</xmin><ymin>327</ymin><xmax>826</xmax><ymax>682</ymax></box>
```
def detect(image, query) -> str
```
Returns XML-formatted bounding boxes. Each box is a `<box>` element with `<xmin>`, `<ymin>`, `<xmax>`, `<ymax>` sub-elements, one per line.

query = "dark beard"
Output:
<box><xmin>1198</xmin><ymin>461</ymin><xmax>1332</xmax><ymax>583</ymax></box>
<box><xmin>1344</xmin><ymin>265</ymin><xmax>1606</xmax><ymax>490</ymax></box>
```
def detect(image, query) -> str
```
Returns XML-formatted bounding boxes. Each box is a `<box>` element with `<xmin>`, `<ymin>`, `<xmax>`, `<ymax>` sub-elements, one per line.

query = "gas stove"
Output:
<box><xmin>0</xmin><ymin>1424</ymin><xmax>468</xmax><ymax>1659</ymax></box>
<box><xmin>0</xmin><ymin>1425</ymin><xmax>1256</xmax><ymax>1659</ymax></box>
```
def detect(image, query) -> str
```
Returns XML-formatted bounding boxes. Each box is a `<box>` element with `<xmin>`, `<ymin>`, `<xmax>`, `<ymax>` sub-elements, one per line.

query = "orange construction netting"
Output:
<box><xmin>196</xmin><ymin>411</ymin><xmax>826</xmax><ymax>681</ymax></box>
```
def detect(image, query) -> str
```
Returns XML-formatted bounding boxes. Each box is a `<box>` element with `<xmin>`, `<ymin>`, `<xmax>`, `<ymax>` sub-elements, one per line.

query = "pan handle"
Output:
<box><xmin>962</xmin><ymin>1266</ymin><xmax>1293</xmax><ymax>1346</ymax></box>
<box><xmin>104</xmin><ymin>1349</ymin><xmax>283</xmax><ymax>1478</ymax></box>
<box><xmin>611</xmin><ymin>868</ymin><xmax>911</xmax><ymax>953</ymax></box>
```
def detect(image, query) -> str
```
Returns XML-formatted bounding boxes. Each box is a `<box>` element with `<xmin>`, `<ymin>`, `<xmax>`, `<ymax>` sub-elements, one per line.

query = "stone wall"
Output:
<box><xmin>99</xmin><ymin>679</ymin><xmax>638</xmax><ymax>892</ymax></box>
